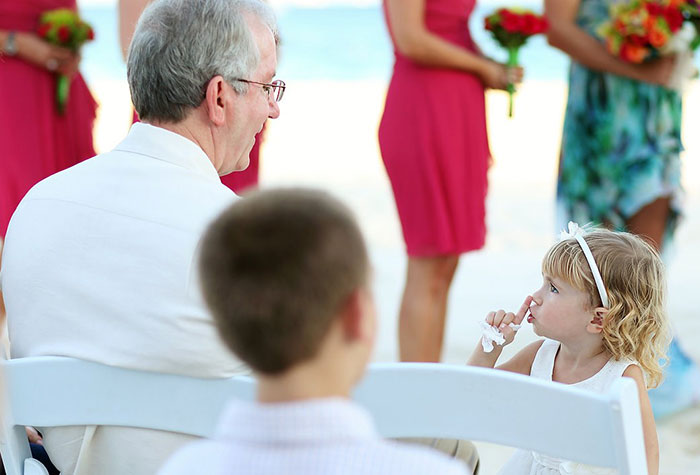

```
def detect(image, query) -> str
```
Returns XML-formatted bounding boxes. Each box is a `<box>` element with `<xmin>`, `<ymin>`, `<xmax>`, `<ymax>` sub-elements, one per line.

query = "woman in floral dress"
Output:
<box><xmin>546</xmin><ymin>0</ymin><xmax>698</xmax><ymax>418</ymax></box>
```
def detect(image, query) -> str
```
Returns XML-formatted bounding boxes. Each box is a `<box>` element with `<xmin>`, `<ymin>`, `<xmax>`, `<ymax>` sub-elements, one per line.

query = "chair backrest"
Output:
<box><xmin>0</xmin><ymin>357</ymin><xmax>256</xmax><ymax>475</ymax></box>
<box><xmin>353</xmin><ymin>363</ymin><xmax>647</xmax><ymax>475</ymax></box>
<box><xmin>1</xmin><ymin>359</ymin><xmax>647</xmax><ymax>475</ymax></box>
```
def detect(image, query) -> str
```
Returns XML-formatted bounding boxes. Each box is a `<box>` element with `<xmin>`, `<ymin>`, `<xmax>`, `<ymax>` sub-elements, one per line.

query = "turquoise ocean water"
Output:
<box><xmin>79</xmin><ymin>4</ymin><xmax>699</xmax><ymax>85</ymax></box>
<box><xmin>79</xmin><ymin>4</ymin><xmax>569</xmax><ymax>84</ymax></box>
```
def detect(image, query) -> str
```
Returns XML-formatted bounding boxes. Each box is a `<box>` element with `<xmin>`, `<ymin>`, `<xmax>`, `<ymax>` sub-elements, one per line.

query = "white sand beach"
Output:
<box><xmin>90</xmin><ymin>78</ymin><xmax>700</xmax><ymax>474</ymax></box>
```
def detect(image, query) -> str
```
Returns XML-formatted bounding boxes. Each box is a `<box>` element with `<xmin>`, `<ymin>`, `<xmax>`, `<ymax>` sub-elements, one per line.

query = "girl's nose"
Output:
<box><xmin>530</xmin><ymin>291</ymin><xmax>542</xmax><ymax>306</ymax></box>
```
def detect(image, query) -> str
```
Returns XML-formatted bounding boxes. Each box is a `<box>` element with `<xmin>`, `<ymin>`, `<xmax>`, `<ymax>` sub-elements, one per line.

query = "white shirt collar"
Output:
<box><xmin>114</xmin><ymin>122</ymin><xmax>221</xmax><ymax>183</ymax></box>
<box><xmin>216</xmin><ymin>398</ymin><xmax>379</xmax><ymax>444</ymax></box>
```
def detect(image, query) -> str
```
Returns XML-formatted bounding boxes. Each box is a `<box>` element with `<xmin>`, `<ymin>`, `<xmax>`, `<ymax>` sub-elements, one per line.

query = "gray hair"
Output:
<box><xmin>127</xmin><ymin>0</ymin><xmax>278</xmax><ymax>123</ymax></box>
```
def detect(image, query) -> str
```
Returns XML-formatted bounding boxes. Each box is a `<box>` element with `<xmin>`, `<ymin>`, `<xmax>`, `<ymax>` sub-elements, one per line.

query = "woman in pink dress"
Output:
<box><xmin>0</xmin><ymin>0</ymin><xmax>96</xmax><ymax>321</ymax></box>
<box><xmin>0</xmin><ymin>0</ymin><xmax>97</xmax><ymax>239</ymax></box>
<box><xmin>379</xmin><ymin>0</ymin><xmax>522</xmax><ymax>362</ymax></box>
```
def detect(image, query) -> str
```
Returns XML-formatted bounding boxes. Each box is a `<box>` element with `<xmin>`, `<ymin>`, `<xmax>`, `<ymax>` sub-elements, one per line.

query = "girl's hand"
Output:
<box><xmin>480</xmin><ymin>60</ymin><xmax>524</xmax><ymax>90</ymax></box>
<box><xmin>15</xmin><ymin>32</ymin><xmax>79</xmax><ymax>75</ymax></box>
<box><xmin>485</xmin><ymin>296</ymin><xmax>533</xmax><ymax>346</ymax></box>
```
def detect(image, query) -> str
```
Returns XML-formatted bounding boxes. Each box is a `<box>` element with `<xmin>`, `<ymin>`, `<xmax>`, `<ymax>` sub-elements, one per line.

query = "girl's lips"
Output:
<box><xmin>526</xmin><ymin>312</ymin><xmax>534</xmax><ymax>323</ymax></box>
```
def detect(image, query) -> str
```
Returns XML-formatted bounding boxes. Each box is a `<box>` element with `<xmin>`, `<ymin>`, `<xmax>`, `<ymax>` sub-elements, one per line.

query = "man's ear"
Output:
<box><xmin>586</xmin><ymin>307</ymin><xmax>608</xmax><ymax>334</ymax></box>
<box><xmin>204</xmin><ymin>75</ymin><xmax>227</xmax><ymax>126</ymax></box>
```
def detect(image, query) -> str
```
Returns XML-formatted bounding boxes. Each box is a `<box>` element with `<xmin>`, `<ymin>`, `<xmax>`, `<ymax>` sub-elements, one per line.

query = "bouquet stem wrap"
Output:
<box><xmin>507</xmin><ymin>47</ymin><xmax>519</xmax><ymax>118</ymax></box>
<box><xmin>56</xmin><ymin>74</ymin><xmax>70</xmax><ymax>114</ymax></box>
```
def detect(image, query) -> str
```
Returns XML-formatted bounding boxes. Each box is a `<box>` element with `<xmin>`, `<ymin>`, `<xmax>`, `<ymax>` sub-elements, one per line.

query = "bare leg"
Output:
<box><xmin>398</xmin><ymin>255</ymin><xmax>459</xmax><ymax>362</ymax></box>
<box><xmin>625</xmin><ymin>196</ymin><xmax>671</xmax><ymax>251</ymax></box>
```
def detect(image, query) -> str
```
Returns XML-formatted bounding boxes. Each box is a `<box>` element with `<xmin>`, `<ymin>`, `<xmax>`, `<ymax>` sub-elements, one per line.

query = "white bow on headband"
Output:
<box><xmin>560</xmin><ymin>222</ymin><xmax>609</xmax><ymax>308</ymax></box>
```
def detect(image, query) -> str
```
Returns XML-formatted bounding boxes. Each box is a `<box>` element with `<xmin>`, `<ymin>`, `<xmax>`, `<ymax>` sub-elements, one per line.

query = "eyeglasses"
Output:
<box><xmin>234</xmin><ymin>78</ymin><xmax>286</xmax><ymax>103</ymax></box>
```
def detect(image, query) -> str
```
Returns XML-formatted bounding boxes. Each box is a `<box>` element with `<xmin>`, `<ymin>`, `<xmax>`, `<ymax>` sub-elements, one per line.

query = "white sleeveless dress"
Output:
<box><xmin>498</xmin><ymin>339</ymin><xmax>635</xmax><ymax>475</ymax></box>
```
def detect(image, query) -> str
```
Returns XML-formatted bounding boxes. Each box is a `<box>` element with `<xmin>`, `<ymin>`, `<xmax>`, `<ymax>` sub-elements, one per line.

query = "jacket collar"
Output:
<box><xmin>114</xmin><ymin>123</ymin><xmax>221</xmax><ymax>183</ymax></box>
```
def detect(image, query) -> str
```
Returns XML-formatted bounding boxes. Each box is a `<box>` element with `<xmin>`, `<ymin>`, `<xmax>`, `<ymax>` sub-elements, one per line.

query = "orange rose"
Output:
<box><xmin>648</xmin><ymin>26</ymin><xmax>669</xmax><ymax>48</ymax></box>
<box><xmin>621</xmin><ymin>42</ymin><xmax>648</xmax><ymax>63</ymax></box>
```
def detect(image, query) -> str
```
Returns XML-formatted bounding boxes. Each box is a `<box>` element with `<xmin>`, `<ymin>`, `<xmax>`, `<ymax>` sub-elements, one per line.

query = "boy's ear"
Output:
<box><xmin>586</xmin><ymin>307</ymin><xmax>608</xmax><ymax>334</ymax></box>
<box><xmin>340</xmin><ymin>289</ymin><xmax>364</xmax><ymax>341</ymax></box>
<box><xmin>340</xmin><ymin>287</ymin><xmax>374</xmax><ymax>343</ymax></box>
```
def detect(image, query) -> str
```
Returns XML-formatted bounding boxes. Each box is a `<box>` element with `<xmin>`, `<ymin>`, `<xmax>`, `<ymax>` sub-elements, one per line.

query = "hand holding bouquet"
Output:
<box><xmin>598</xmin><ymin>0</ymin><xmax>700</xmax><ymax>89</ymax></box>
<box><xmin>37</xmin><ymin>9</ymin><xmax>94</xmax><ymax>114</ymax></box>
<box><xmin>484</xmin><ymin>8</ymin><xmax>547</xmax><ymax>117</ymax></box>
<box><xmin>598</xmin><ymin>0</ymin><xmax>686</xmax><ymax>62</ymax></box>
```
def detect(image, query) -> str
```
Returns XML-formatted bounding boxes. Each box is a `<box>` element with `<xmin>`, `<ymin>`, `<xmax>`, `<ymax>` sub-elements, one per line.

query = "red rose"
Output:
<box><xmin>57</xmin><ymin>25</ymin><xmax>71</xmax><ymax>43</ymax></box>
<box><xmin>501</xmin><ymin>11</ymin><xmax>522</xmax><ymax>33</ymax></box>
<box><xmin>522</xmin><ymin>13</ymin><xmax>538</xmax><ymax>35</ymax></box>
<box><xmin>628</xmin><ymin>34</ymin><xmax>647</xmax><ymax>47</ymax></box>
<box><xmin>37</xmin><ymin>23</ymin><xmax>52</xmax><ymax>39</ymax></box>
<box><xmin>645</xmin><ymin>2</ymin><xmax>665</xmax><ymax>16</ymax></box>
<box><xmin>537</xmin><ymin>17</ymin><xmax>549</xmax><ymax>34</ymax></box>
<box><xmin>86</xmin><ymin>26</ymin><xmax>95</xmax><ymax>40</ymax></box>
<box><xmin>484</xmin><ymin>17</ymin><xmax>493</xmax><ymax>31</ymax></box>
<box><xmin>663</xmin><ymin>7</ymin><xmax>684</xmax><ymax>32</ymax></box>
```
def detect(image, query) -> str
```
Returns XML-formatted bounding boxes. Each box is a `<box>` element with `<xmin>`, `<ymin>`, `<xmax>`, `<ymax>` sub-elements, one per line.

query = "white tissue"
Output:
<box><xmin>479</xmin><ymin>320</ymin><xmax>521</xmax><ymax>353</ymax></box>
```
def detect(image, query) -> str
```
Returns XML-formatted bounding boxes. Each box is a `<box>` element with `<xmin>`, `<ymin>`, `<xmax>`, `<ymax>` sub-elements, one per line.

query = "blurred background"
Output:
<box><xmin>76</xmin><ymin>0</ymin><xmax>700</xmax><ymax>472</ymax></box>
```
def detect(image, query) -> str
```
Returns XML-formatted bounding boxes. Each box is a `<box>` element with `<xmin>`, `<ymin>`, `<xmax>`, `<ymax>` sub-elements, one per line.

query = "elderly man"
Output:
<box><xmin>0</xmin><ymin>0</ymin><xmax>282</xmax><ymax>473</ymax></box>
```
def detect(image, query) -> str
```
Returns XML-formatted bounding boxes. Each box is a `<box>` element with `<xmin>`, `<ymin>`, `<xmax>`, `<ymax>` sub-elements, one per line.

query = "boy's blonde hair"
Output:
<box><xmin>542</xmin><ymin>229</ymin><xmax>670</xmax><ymax>388</ymax></box>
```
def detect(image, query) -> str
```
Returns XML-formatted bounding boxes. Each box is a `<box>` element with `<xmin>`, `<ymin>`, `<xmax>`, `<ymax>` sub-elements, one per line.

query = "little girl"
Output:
<box><xmin>468</xmin><ymin>224</ymin><xmax>669</xmax><ymax>475</ymax></box>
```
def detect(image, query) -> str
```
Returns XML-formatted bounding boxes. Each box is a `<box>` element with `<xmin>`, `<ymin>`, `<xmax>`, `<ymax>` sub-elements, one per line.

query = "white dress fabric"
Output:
<box><xmin>157</xmin><ymin>398</ymin><xmax>470</xmax><ymax>475</ymax></box>
<box><xmin>499</xmin><ymin>339</ymin><xmax>634</xmax><ymax>475</ymax></box>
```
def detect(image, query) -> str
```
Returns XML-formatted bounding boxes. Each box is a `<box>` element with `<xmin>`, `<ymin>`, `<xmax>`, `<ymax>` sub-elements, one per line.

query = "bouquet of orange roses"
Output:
<box><xmin>37</xmin><ymin>8</ymin><xmax>95</xmax><ymax>114</ymax></box>
<box><xmin>597</xmin><ymin>0</ymin><xmax>694</xmax><ymax>63</ymax></box>
<box><xmin>484</xmin><ymin>8</ymin><xmax>547</xmax><ymax>117</ymax></box>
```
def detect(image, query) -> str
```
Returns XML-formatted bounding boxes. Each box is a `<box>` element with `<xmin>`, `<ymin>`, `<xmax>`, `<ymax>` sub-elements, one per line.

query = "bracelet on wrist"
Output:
<box><xmin>3</xmin><ymin>31</ymin><xmax>19</xmax><ymax>56</ymax></box>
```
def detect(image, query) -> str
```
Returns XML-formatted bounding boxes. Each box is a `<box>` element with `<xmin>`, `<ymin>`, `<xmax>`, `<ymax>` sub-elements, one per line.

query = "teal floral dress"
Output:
<box><xmin>557</xmin><ymin>0</ymin><xmax>683</xmax><ymax>248</ymax></box>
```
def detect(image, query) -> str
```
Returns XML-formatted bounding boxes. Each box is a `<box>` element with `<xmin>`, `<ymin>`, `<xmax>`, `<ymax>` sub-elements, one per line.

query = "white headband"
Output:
<box><xmin>560</xmin><ymin>222</ymin><xmax>609</xmax><ymax>308</ymax></box>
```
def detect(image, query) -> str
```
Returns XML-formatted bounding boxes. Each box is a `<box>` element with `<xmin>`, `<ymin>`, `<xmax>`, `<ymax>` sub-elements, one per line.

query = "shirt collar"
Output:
<box><xmin>216</xmin><ymin>398</ymin><xmax>379</xmax><ymax>444</ymax></box>
<box><xmin>114</xmin><ymin>122</ymin><xmax>221</xmax><ymax>183</ymax></box>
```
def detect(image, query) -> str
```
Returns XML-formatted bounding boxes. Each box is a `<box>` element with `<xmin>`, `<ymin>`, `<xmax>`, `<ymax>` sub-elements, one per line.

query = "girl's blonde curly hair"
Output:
<box><xmin>542</xmin><ymin>228</ymin><xmax>670</xmax><ymax>388</ymax></box>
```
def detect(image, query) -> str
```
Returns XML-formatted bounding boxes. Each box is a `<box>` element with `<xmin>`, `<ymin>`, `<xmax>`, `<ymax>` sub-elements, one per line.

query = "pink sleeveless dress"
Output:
<box><xmin>378</xmin><ymin>0</ymin><xmax>489</xmax><ymax>256</ymax></box>
<box><xmin>0</xmin><ymin>0</ymin><xmax>97</xmax><ymax>238</ymax></box>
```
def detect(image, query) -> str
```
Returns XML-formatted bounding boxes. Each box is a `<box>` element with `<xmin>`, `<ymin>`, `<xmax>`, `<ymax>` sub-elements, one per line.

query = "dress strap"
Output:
<box><xmin>530</xmin><ymin>339</ymin><xmax>559</xmax><ymax>380</ymax></box>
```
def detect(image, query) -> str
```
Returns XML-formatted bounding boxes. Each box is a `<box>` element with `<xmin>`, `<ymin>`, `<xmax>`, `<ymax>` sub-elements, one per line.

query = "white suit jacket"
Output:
<box><xmin>1</xmin><ymin>122</ymin><xmax>246</xmax><ymax>475</ymax></box>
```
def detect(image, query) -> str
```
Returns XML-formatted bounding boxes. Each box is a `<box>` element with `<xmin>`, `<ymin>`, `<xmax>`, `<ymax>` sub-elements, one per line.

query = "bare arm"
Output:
<box><xmin>544</xmin><ymin>0</ymin><xmax>673</xmax><ymax>85</ymax></box>
<box><xmin>622</xmin><ymin>365</ymin><xmax>659</xmax><ymax>475</ymax></box>
<box><xmin>469</xmin><ymin>338</ymin><xmax>544</xmax><ymax>375</ymax></box>
<box><xmin>385</xmin><ymin>0</ymin><xmax>521</xmax><ymax>89</ymax></box>
<box><xmin>0</xmin><ymin>30</ymin><xmax>78</xmax><ymax>76</ymax></box>
<box><xmin>119</xmin><ymin>0</ymin><xmax>152</xmax><ymax>61</ymax></box>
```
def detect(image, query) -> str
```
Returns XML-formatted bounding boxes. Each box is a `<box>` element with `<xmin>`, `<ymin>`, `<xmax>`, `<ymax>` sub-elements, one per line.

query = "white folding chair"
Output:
<box><xmin>0</xmin><ymin>357</ymin><xmax>255</xmax><ymax>475</ymax></box>
<box><xmin>1</xmin><ymin>359</ymin><xmax>646</xmax><ymax>475</ymax></box>
<box><xmin>353</xmin><ymin>363</ymin><xmax>647</xmax><ymax>474</ymax></box>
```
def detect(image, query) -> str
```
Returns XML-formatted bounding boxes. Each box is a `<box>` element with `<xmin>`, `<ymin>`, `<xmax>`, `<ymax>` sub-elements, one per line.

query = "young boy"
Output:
<box><xmin>157</xmin><ymin>188</ymin><xmax>469</xmax><ymax>474</ymax></box>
